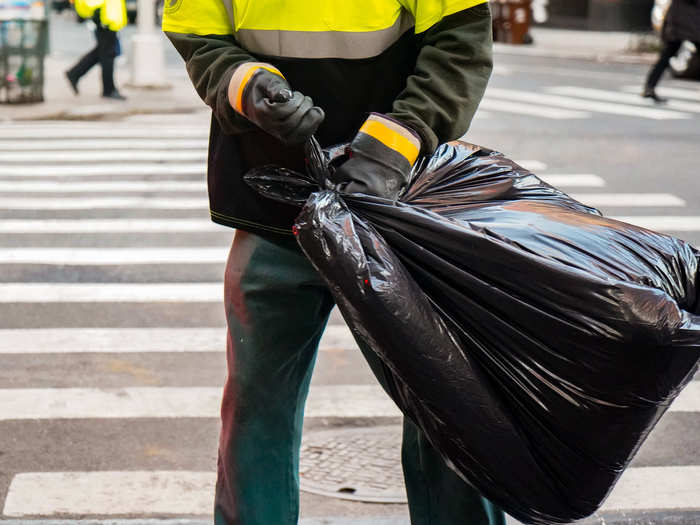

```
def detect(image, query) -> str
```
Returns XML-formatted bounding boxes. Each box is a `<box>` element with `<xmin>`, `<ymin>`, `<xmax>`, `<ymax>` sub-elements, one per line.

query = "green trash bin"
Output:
<box><xmin>0</xmin><ymin>17</ymin><xmax>48</xmax><ymax>103</ymax></box>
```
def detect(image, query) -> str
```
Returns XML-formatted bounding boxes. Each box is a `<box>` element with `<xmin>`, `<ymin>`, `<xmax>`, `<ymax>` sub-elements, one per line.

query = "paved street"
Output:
<box><xmin>0</xmin><ymin>45</ymin><xmax>699</xmax><ymax>523</ymax></box>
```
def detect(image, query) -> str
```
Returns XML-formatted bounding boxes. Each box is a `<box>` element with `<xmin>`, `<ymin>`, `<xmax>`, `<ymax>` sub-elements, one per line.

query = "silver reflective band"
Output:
<box><xmin>234</xmin><ymin>13</ymin><xmax>415</xmax><ymax>59</ymax></box>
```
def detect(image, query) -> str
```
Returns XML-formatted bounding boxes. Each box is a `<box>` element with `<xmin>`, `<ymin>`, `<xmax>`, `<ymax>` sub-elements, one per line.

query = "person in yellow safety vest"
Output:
<box><xmin>66</xmin><ymin>0</ymin><xmax>127</xmax><ymax>99</ymax></box>
<box><xmin>163</xmin><ymin>1</ymin><xmax>500</xmax><ymax>524</ymax></box>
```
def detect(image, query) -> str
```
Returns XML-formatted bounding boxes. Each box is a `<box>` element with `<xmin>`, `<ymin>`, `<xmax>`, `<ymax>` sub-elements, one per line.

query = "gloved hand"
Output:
<box><xmin>228</xmin><ymin>62</ymin><xmax>325</xmax><ymax>145</ymax></box>
<box><xmin>331</xmin><ymin>113</ymin><xmax>421</xmax><ymax>200</ymax></box>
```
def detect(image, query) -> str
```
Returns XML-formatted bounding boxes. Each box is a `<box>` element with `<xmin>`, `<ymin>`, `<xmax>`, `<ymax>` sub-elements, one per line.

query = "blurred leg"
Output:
<box><xmin>95</xmin><ymin>26</ymin><xmax>118</xmax><ymax>95</ymax></box>
<box><xmin>215</xmin><ymin>231</ymin><xmax>335</xmax><ymax>525</ymax></box>
<box><xmin>66</xmin><ymin>45</ymin><xmax>99</xmax><ymax>83</ymax></box>
<box><xmin>645</xmin><ymin>40</ymin><xmax>683</xmax><ymax>91</ymax></box>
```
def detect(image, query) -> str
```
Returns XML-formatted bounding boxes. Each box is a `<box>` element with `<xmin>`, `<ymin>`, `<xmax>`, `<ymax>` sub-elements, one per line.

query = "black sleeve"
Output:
<box><xmin>164</xmin><ymin>32</ymin><xmax>257</xmax><ymax>135</ymax></box>
<box><xmin>388</xmin><ymin>3</ymin><xmax>494</xmax><ymax>154</ymax></box>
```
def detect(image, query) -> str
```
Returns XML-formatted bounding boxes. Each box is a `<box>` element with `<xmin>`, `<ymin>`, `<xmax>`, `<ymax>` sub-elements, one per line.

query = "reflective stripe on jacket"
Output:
<box><xmin>162</xmin><ymin>0</ymin><xmax>487</xmax><ymax>58</ymax></box>
<box><xmin>75</xmin><ymin>0</ymin><xmax>127</xmax><ymax>32</ymax></box>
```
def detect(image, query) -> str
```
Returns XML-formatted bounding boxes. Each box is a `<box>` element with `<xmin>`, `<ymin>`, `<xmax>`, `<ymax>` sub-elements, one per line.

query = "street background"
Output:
<box><xmin>0</xmin><ymin>5</ymin><xmax>699</xmax><ymax>525</ymax></box>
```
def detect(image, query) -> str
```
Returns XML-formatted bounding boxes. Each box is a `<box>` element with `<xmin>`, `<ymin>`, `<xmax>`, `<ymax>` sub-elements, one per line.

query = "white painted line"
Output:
<box><xmin>4</xmin><ymin>465</ymin><xmax>700</xmax><ymax>517</ymax></box>
<box><xmin>601</xmin><ymin>465</ymin><xmax>700</xmax><ymax>510</ymax></box>
<box><xmin>612</xmin><ymin>216</ymin><xmax>700</xmax><ymax>232</ymax></box>
<box><xmin>0</xmin><ymin>197</ymin><xmax>207</xmax><ymax>210</ymax></box>
<box><xmin>0</xmin><ymin>181</ymin><xmax>204</xmax><ymax>193</ymax></box>
<box><xmin>623</xmin><ymin>85</ymin><xmax>700</xmax><ymax>102</ymax></box>
<box><xmin>0</xmin><ymin>384</ymin><xmax>401</xmax><ymax>420</ymax></box>
<box><xmin>0</xmin><ymin>325</ymin><xmax>357</xmax><ymax>354</ymax></box>
<box><xmin>0</xmin><ymin>139</ymin><xmax>208</xmax><ymax>151</ymax></box>
<box><xmin>669</xmin><ymin>381</ymin><xmax>700</xmax><ymax>413</ymax></box>
<box><xmin>0</xmin><ymin>164</ymin><xmax>205</xmax><ymax>177</ymax></box>
<box><xmin>569</xmin><ymin>193</ymin><xmax>686</xmax><ymax>207</ymax></box>
<box><xmin>0</xmin><ymin>219</ymin><xmax>217</xmax><ymax>233</ymax></box>
<box><xmin>516</xmin><ymin>160</ymin><xmax>548</xmax><ymax>172</ymax></box>
<box><xmin>479</xmin><ymin>98</ymin><xmax>591</xmax><ymax>119</ymax></box>
<box><xmin>486</xmin><ymin>88</ymin><xmax>691</xmax><ymax>120</ymax></box>
<box><xmin>0</xmin><ymin>283</ymin><xmax>222</xmax><ymax>303</ymax></box>
<box><xmin>3</xmin><ymin>471</ymin><xmax>215</xmax><ymax>517</ymax></box>
<box><xmin>1</xmin><ymin>151</ymin><xmax>208</xmax><ymax>163</ymax></box>
<box><xmin>3</xmin><ymin>464</ymin><xmax>698</xmax><ymax>519</ymax></box>
<box><xmin>538</xmin><ymin>174</ymin><xmax>606</xmax><ymax>188</ymax></box>
<box><xmin>0</xmin><ymin>128</ymin><xmax>209</xmax><ymax>139</ymax></box>
<box><xmin>0</xmin><ymin>248</ymin><xmax>228</xmax><ymax>265</ymax></box>
<box><xmin>0</xmin><ymin>380</ymin><xmax>694</xmax><ymax>421</ymax></box>
<box><xmin>548</xmin><ymin>86</ymin><xmax>700</xmax><ymax>114</ymax></box>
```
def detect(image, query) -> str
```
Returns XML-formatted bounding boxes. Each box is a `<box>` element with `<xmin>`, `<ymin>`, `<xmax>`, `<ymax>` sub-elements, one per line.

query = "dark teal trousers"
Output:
<box><xmin>215</xmin><ymin>230</ymin><xmax>506</xmax><ymax>525</ymax></box>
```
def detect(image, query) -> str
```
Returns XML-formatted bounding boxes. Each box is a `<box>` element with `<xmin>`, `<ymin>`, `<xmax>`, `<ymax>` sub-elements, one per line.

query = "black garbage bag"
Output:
<box><xmin>245</xmin><ymin>140</ymin><xmax>700</xmax><ymax>525</ymax></box>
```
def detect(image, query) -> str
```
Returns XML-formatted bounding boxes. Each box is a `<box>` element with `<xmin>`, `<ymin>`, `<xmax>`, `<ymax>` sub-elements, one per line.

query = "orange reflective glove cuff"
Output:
<box><xmin>357</xmin><ymin>113</ymin><xmax>422</xmax><ymax>167</ymax></box>
<box><xmin>228</xmin><ymin>62</ymin><xmax>285</xmax><ymax>115</ymax></box>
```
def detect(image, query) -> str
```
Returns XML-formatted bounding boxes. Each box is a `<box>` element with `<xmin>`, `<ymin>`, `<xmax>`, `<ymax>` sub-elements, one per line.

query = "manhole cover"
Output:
<box><xmin>300</xmin><ymin>426</ymin><xmax>407</xmax><ymax>503</ymax></box>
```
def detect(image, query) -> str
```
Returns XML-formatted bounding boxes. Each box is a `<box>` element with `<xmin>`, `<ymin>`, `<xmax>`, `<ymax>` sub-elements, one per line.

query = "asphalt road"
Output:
<box><xmin>0</xmin><ymin>30</ymin><xmax>699</xmax><ymax>524</ymax></box>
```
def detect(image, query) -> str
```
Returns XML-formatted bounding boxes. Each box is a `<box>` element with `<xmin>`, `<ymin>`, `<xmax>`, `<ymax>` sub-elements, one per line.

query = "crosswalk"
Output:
<box><xmin>1</xmin><ymin>114</ymin><xmax>698</xmax><ymax>520</ymax></box>
<box><xmin>482</xmin><ymin>83</ymin><xmax>700</xmax><ymax>121</ymax></box>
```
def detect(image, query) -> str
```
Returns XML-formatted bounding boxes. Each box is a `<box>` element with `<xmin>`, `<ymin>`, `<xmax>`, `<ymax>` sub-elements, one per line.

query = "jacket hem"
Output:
<box><xmin>210</xmin><ymin>210</ymin><xmax>294</xmax><ymax>236</ymax></box>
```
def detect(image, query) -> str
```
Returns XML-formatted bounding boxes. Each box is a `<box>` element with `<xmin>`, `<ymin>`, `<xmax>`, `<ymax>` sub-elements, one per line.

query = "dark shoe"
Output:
<box><xmin>102</xmin><ymin>91</ymin><xmax>127</xmax><ymax>101</ymax></box>
<box><xmin>642</xmin><ymin>87</ymin><xmax>668</xmax><ymax>104</ymax></box>
<box><xmin>65</xmin><ymin>71</ymin><xmax>79</xmax><ymax>95</ymax></box>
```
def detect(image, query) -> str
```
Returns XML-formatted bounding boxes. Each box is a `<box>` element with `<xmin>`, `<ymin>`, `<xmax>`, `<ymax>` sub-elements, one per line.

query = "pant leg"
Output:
<box><xmin>66</xmin><ymin>44</ymin><xmax>100</xmax><ymax>82</ymax></box>
<box><xmin>215</xmin><ymin>231</ymin><xmax>335</xmax><ymax>525</ymax></box>
<box><xmin>646</xmin><ymin>40</ymin><xmax>683</xmax><ymax>89</ymax></box>
<box><xmin>355</xmin><ymin>342</ymin><xmax>506</xmax><ymax>525</ymax></box>
<box><xmin>95</xmin><ymin>26</ymin><xmax>118</xmax><ymax>95</ymax></box>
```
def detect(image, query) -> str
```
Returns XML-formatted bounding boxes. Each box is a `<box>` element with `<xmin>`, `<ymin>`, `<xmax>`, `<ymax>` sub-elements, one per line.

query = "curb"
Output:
<box><xmin>493</xmin><ymin>43</ymin><xmax>658</xmax><ymax>65</ymax></box>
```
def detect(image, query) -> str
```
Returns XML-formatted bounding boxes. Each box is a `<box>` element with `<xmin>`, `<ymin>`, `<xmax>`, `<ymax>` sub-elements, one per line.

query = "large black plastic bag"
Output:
<box><xmin>246</xmin><ymin>141</ymin><xmax>700</xmax><ymax>524</ymax></box>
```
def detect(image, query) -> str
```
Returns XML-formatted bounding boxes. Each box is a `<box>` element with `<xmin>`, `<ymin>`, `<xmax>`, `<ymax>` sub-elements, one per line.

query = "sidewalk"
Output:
<box><xmin>496</xmin><ymin>26</ymin><xmax>659</xmax><ymax>64</ymax></box>
<box><xmin>0</xmin><ymin>56</ymin><xmax>205</xmax><ymax>122</ymax></box>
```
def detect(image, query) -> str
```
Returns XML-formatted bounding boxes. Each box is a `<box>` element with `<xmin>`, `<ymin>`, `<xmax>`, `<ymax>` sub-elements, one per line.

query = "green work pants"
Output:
<box><xmin>215</xmin><ymin>230</ymin><xmax>506</xmax><ymax>525</ymax></box>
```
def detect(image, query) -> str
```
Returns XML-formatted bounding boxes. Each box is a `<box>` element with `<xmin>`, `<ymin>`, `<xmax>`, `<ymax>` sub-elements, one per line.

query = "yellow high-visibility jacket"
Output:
<box><xmin>75</xmin><ymin>0</ymin><xmax>127</xmax><ymax>31</ymax></box>
<box><xmin>162</xmin><ymin>0</ymin><xmax>493</xmax><ymax>236</ymax></box>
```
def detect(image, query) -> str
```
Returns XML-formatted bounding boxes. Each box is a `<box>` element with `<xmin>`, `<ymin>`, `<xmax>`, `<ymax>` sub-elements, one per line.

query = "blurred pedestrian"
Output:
<box><xmin>643</xmin><ymin>0</ymin><xmax>700</xmax><ymax>102</ymax></box>
<box><xmin>65</xmin><ymin>0</ymin><xmax>127</xmax><ymax>100</ymax></box>
<box><xmin>164</xmin><ymin>1</ymin><xmax>500</xmax><ymax>524</ymax></box>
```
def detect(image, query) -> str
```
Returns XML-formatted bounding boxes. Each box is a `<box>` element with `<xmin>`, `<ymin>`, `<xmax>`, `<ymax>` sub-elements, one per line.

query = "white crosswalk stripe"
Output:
<box><xmin>0</xmin><ymin>151</ymin><xmax>208</xmax><ymax>163</ymax></box>
<box><xmin>0</xmin><ymin>181</ymin><xmax>205</xmax><ymax>193</ymax></box>
<box><xmin>481</xmin><ymin>84</ymin><xmax>700</xmax><ymax>121</ymax></box>
<box><xmin>486</xmin><ymin>88</ymin><xmax>692</xmax><ymax>120</ymax></box>
<box><xmin>0</xmin><ymin>326</ymin><xmax>358</xmax><ymax>354</ymax></box>
<box><xmin>5</xmin><ymin>466</ymin><xmax>700</xmax><ymax>516</ymax></box>
<box><xmin>569</xmin><ymin>193</ymin><xmax>686</xmax><ymax>208</ymax></box>
<box><xmin>0</xmin><ymin>197</ymin><xmax>206</xmax><ymax>209</ymax></box>
<box><xmin>0</xmin><ymin>248</ymin><xmax>227</xmax><ymax>265</ymax></box>
<box><xmin>479</xmin><ymin>98</ymin><xmax>591</xmax><ymax>119</ymax></box>
<box><xmin>0</xmin><ymin>219</ymin><xmax>217</xmax><ymax>233</ymax></box>
<box><xmin>0</xmin><ymin>382</ymin><xmax>697</xmax><ymax>422</ymax></box>
<box><xmin>0</xmin><ymin>283</ymin><xmax>223</xmax><ymax>302</ymax></box>
<box><xmin>0</xmin><ymin>139</ymin><xmax>209</xmax><ymax>151</ymax></box>
<box><xmin>622</xmin><ymin>85</ymin><xmax>700</xmax><ymax>102</ymax></box>
<box><xmin>0</xmin><ymin>163</ymin><xmax>205</xmax><ymax>177</ymax></box>
<box><xmin>547</xmin><ymin>86</ymin><xmax>700</xmax><ymax>114</ymax></box>
<box><xmin>0</xmin><ymin>117</ymin><xmax>697</xmax><ymax>520</ymax></box>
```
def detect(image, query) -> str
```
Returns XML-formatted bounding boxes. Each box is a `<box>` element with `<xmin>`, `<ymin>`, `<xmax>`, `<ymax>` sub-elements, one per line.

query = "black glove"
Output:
<box><xmin>228</xmin><ymin>62</ymin><xmax>325</xmax><ymax>145</ymax></box>
<box><xmin>331</xmin><ymin>113</ymin><xmax>421</xmax><ymax>200</ymax></box>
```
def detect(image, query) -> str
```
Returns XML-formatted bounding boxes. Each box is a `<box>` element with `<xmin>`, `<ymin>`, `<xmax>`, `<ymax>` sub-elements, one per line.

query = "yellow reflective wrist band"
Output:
<box><xmin>359</xmin><ymin>115</ymin><xmax>421</xmax><ymax>166</ymax></box>
<box><xmin>228</xmin><ymin>62</ymin><xmax>285</xmax><ymax>114</ymax></box>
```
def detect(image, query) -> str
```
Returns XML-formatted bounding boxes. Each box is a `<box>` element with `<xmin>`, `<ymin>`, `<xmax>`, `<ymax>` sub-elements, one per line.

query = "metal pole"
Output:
<box><xmin>130</xmin><ymin>0</ymin><xmax>169</xmax><ymax>88</ymax></box>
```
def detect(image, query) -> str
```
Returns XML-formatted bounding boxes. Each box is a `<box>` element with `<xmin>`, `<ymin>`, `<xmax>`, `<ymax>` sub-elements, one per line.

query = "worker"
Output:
<box><xmin>163</xmin><ymin>0</ymin><xmax>499</xmax><ymax>523</ymax></box>
<box><xmin>643</xmin><ymin>0</ymin><xmax>700</xmax><ymax>102</ymax></box>
<box><xmin>66</xmin><ymin>0</ymin><xmax>127</xmax><ymax>100</ymax></box>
